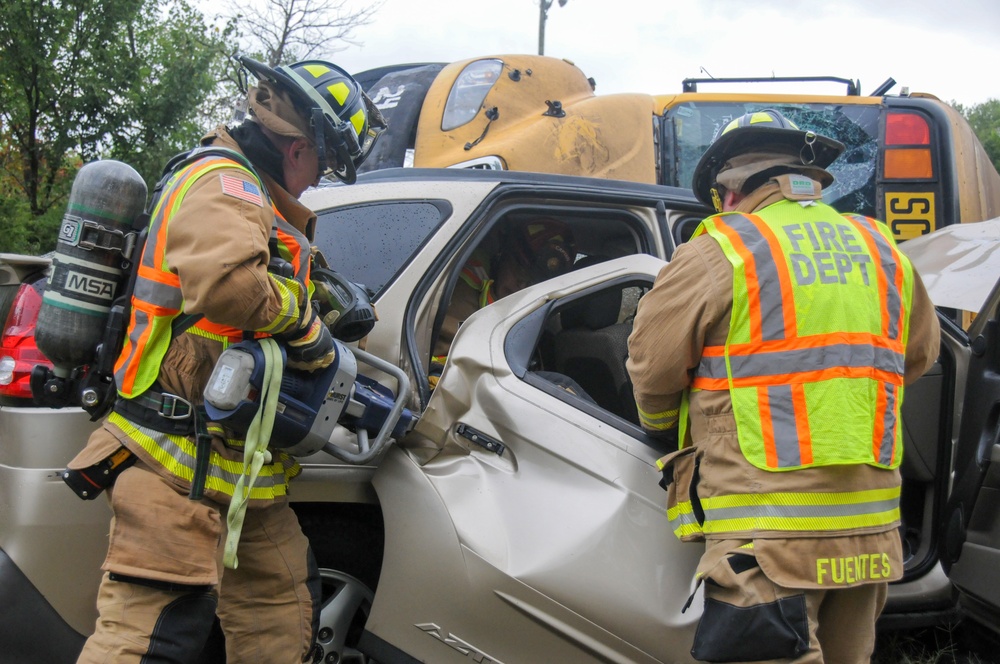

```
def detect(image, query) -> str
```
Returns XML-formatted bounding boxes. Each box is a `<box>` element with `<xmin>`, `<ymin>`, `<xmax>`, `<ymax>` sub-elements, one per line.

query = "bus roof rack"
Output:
<box><xmin>681</xmin><ymin>76</ymin><xmax>862</xmax><ymax>96</ymax></box>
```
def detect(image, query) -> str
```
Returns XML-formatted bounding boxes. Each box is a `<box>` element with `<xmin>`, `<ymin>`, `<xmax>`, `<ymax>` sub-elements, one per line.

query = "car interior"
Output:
<box><xmin>429</xmin><ymin>206</ymin><xmax>657</xmax><ymax>429</ymax></box>
<box><xmin>534</xmin><ymin>280</ymin><xmax>648</xmax><ymax>426</ymax></box>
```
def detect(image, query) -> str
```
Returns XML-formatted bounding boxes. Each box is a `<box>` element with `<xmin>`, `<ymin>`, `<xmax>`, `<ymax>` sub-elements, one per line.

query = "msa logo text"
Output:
<box><xmin>65</xmin><ymin>271</ymin><xmax>116</xmax><ymax>300</ymax></box>
<box><xmin>371</xmin><ymin>85</ymin><xmax>406</xmax><ymax>110</ymax></box>
<box><xmin>415</xmin><ymin>623</ymin><xmax>504</xmax><ymax>663</ymax></box>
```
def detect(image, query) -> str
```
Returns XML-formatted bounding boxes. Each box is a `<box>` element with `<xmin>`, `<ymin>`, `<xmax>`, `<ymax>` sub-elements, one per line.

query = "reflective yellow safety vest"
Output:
<box><xmin>111</xmin><ymin>151</ymin><xmax>312</xmax><ymax>500</ymax></box>
<box><xmin>667</xmin><ymin>201</ymin><xmax>914</xmax><ymax>538</ymax></box>
<box><xmin>689</xmin><ymin>202</ymin><xmax>914</xmax><ymax>471</ymax></box>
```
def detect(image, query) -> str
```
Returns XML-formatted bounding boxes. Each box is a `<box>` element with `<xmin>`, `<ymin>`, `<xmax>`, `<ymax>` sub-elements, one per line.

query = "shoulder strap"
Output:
<box><xmin>147</xmin><ymin>146</ymin><xmax>274</xmax><ymax>337</ymax></box>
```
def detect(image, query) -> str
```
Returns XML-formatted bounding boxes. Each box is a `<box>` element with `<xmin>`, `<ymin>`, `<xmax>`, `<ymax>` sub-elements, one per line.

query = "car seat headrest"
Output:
<box><xmin>561</xmin><ymin>287</ymin><xmax>622</xmax><ymax>330</ymax></box>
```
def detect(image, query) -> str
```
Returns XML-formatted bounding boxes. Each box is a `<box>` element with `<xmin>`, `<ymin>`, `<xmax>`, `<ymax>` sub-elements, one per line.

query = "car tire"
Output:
<box><xmin>293</xmin><ymin>502</ymin><xmax>385</xmax><ymax>663</ymax></box>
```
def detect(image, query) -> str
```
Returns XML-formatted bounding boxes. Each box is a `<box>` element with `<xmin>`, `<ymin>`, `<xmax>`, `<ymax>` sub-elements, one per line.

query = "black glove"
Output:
<box><xmin>278</xmin><ymin>303</ymin><xmax>336</xmax><ymax>371</ymax></box>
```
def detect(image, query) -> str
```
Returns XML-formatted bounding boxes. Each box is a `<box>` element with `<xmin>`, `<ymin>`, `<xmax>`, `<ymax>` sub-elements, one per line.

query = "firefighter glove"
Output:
<box><xmin>279</xmin><ymin>302</ymin><xmax>336</xmax><ymax>371</ymax></box>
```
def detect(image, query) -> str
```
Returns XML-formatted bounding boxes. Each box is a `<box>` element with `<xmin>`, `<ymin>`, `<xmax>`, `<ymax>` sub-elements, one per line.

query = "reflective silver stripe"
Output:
<box><xmin>766</xmin><ymin>384</ymin><xmax>802</xmax><ymax>467</ymax></box>
<box><xmin>727</xmin><ymin>214</ymin><xmax>787</xmax><ymax>341</ymax></box>
<box><xmin>124</xmin><ymin>419</ymin><xmax>288</xmax><ymax>495</ymax></box>
<box><xmin>133</xmin><ymin>276</ymin><xmax>183</xmax><ymax>309</ymax></box>
<box><xmin>141</xmin><ymin>171</ymin><xmax>184</xmax><ymax>270</ymax></box>
<box><xmin>669</xmin><ymin>509</ymin><xmax>701</xmax><ymax>530</ymax></box>
<box><xmin>846</xmin><ymin>215</ymin><xmax>902</xmax><ymax>339</ymax></box>
<box><xmin>703</xmin><ymin>496</ymin><xmax>900</xmax><ymax>522</ymax></box>
<box><xmin>880</xmin><ymin>383</ymin><xmax>898</xmax><ymax>465</ymax></box>
<box><xmin>697</xmin><ymin>344</ymin><xmax>905</xmax><ymax>379</ymax></box>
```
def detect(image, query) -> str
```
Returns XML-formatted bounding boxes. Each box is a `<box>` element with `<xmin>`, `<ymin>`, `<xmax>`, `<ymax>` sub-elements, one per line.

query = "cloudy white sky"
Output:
<box><xmin>319</xmin><ymin>0</ymin><xmax>1000</xmax><ymax>107</ymax></box>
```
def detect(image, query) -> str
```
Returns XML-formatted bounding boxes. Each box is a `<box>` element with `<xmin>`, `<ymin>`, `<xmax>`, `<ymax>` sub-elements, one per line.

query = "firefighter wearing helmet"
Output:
<box><xmin>430</xmin><ymin>217</ymin><xmax>576</xmax><ymax>384</ymax></box>
<box><xmin>70</xmin><ymin>56</ymin><xmax>384</xmax><ymax>663</ymax></box>
<box><xmin>627</xmin><ymin>110</ymin><xmax>940</xmax><ymax>662</ymax></box>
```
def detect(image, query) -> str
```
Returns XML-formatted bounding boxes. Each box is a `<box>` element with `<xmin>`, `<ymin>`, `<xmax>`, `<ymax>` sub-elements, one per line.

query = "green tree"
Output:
<box><xmin>0</xmin><ymin>0</ymin><xmax>231</xmax><ymax>254</ymax></box>
<box><xmin>954</xmin><ymin>99</ymin><xmax>1000</xmax><ymax>174</ymax></box>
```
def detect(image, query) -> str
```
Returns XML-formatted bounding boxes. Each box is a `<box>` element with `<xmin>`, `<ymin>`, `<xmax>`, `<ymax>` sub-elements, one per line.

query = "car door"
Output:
<box><xmin>364</xmin><ymin>255</ymin><xmax>703</xmax><ymax>664</ymax></box>
<box><xmin>941</xmin><ymin>276</ymin><xmax>1000</xmax><ymax>631</ymax></box>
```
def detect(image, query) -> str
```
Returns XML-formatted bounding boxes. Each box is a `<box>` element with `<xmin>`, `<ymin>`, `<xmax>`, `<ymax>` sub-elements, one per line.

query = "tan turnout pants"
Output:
<box><xmin>692</xmin><ymin>542</ymin><xmax>888</xmax><ymax>663</ymax></box>
<box><xmin>76</xmin><ymin>463</ymin><xmax>318</xmax><ymax>664</ymax></box>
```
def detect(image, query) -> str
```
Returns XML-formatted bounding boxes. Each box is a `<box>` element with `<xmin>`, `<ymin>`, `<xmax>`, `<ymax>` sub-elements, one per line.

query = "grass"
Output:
<box><xmin>872</xmin><ymin>623</ymin><xmax>993</xmax><ymax>664</ymax></box>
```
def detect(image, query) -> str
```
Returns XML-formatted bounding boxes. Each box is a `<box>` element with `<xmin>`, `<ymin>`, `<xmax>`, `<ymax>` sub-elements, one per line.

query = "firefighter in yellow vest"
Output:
<box><xmin>68</xmin><ymin>56</ymin><xmax>384</xmax><ymax>663</ymax></box>
<box><xmin>626</xmin><ymin>110</ymin><xmax>940</xmax><ymax>663</ymax></box>
<box><xmin>431</xmin><ymin>217</ymin><xmax>575</xmax><ymax>382</ymax></box>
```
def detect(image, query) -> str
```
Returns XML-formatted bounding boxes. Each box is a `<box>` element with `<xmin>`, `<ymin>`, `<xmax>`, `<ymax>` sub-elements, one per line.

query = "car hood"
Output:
<box><xmin>900</xmin><ymin>217</ymin><xmax>1000</xmax><ymax>313</ymax></box>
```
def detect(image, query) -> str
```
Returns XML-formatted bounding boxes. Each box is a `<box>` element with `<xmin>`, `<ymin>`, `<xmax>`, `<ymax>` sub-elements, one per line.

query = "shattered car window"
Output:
<box><xmin>665</xmin><ymin>102</ymin><xmax>880</xmax><ymax>218</ymax></box>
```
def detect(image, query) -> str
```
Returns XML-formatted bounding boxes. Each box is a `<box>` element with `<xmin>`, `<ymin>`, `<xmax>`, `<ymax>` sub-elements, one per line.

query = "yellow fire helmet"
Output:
<box><xmin>692</xmin><ymin>109</ymin><xmax>844</xmax><ymax>211</ymax></box>
<box><xmin>236</xmin><ymin>54</ymin><xmax>386</xmax><ymax>184</ymax></box>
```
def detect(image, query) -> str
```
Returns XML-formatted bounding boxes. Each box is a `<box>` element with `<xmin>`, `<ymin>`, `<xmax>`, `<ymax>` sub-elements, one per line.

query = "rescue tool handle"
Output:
<box><xmin>323</xmin><ymin>347</ymin><xmax>411</xmax><ymax>464</ymax></box>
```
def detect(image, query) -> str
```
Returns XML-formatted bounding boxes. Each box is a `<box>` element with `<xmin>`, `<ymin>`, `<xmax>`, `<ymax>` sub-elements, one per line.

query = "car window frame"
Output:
<box><xmin>504</xmin><ymin>274</ymin><xmax>672</xmax><ymax>455</ymax></box>
<box><xmin>420</xmin><ymin>201</ymin><xmax>660</xmax><ymax>401</ymax></box>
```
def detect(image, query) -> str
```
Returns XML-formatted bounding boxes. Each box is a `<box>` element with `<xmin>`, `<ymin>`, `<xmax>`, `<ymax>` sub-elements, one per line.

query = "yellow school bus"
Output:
<box><xmin>357</xmin><ymin>54</ymin><xmax>1000</xmax><ymax>242</ymax></box>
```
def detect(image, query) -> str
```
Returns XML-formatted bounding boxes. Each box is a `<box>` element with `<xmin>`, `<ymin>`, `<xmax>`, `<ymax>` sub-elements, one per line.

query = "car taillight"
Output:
<box><xmin>0</xmin><ymin>281</ymin><xmax>50</xmax><ymax>400</ymax></box>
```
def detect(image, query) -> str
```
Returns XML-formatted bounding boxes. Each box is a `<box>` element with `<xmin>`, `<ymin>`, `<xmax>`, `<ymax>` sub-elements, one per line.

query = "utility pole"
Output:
<box><xmin>538</xmin><ymin>0</ymin><xmax>568</xmax><ymax>56</ymax></box>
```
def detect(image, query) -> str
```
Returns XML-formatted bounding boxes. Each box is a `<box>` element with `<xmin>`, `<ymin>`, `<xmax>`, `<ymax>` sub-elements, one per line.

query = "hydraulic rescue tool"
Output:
<box><xmin>204</xmin><ymin>338</ymin><xmax>415</xmax><ymax>462</ymax></box>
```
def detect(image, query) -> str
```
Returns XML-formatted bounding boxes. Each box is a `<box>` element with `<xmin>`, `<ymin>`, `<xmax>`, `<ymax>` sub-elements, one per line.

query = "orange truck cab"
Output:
<box><xmin>356</xmin><ymin>54</ymin><xmax>1000</xmax><ymax>243</ymax></box>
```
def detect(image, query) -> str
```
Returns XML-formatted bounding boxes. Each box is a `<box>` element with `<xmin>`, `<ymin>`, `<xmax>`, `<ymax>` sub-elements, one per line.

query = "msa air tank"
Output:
<box><xmin>35</xmin><ymin>160</ymin><xmax>147</xmax><ymax>375</ymax></box>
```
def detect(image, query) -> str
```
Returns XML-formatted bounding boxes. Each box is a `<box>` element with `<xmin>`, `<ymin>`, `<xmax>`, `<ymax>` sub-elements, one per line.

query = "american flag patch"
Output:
<box><xmin>220</xmin><ymin>174</ymin><xmax>263</xmax><ymax>206</ymax></box>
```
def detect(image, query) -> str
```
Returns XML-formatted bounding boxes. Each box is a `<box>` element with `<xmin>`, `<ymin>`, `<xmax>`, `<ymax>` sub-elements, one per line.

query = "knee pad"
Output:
<box><xmin>109</xmin><ymin>573</ymin><xmax>218</xmax><ymax>663</ymax></box>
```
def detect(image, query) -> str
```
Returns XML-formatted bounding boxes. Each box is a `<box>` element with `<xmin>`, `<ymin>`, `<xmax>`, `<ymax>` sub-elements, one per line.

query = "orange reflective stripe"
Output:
<box><xmin>882</xmin><ymin>383</ymin><xmax>900</xmax><ymax>465</ymax></box>
<box><xmin>845</xmin><ymin>215</ymin><xmax>910</xmax><ymax>434</ymax></box>
<box><xmin>136</xmin><ymin>262</ymin><xmax>180</xmax><ymax>287</ymax></box>
<box><xmin>791</xmin><ymin>383</ymin><xmax>813</xmax><ymax>465</ymax></box>
<box><xmin>113</xmin><ymin>306</ymin><xmax>139</xmax><ymax>377</ymax></box>
<box><xmin>192</xmin><ymin>318</ymin><xmax>268</xmax><ymax>340</ymax></box>
<box><xmin>715</xmin><ymin>219</ymin><xmax>766</xmax><ymax>343</ymax></box>
<box><xmin>274</xmin><ymin>226</ymin><xmax>304</xmax><ymax>278</ymax></box>
<box><xmin>723</xmin><ymin>330</ymin><xmax>904</xmax><ymax>356</ymax></box>
<box><xmin>119</xmin><ymin>309</ymin><xmax>152</xmax><ymax>394</ymax></box>
<box><xmin>697</xmin><ymin>330</ymin><xmax>906</xmax><ymax>391</ymax></box>
<box><xmin>695</xmin><ymin>364</ymin><xmax>907</xmax><ymax>390</ymax></box>
<box><xmin>751</xmin><ymin>215</ymin><xmax>797</xmax><ymax>339</ymax></box>
<box><xmin>195</xmin><ymin>319</ymin><xmax>243</xmax><ymax>338</ymax></box>
<box><xmin>873</xmin><ymin>379</ymin><xmax>889</xmax><ymax>463</ymax></box>
<box><xmin>152</xmin><ymin>184</ymin><xmax>182</xmax><ymax>270</ymax></box>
